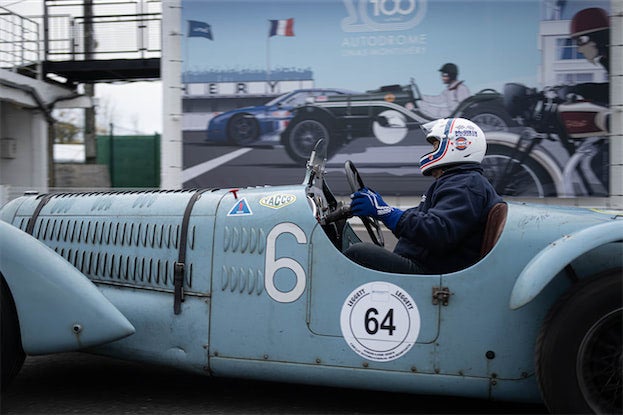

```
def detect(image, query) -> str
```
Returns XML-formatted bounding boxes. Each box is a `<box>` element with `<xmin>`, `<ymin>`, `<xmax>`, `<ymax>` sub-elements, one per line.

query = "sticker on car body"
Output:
<box><xmin>340</xmin><ymin>282</ymin><xmax>421</xmax><ymax>362</ymax></box>
<box><xmin>227</xmin><ymin>198</ymin><xmax>253</xmax><ymax>216</ymax></box>
<box><xmin>259</xmin><ymin>193</ymin><xmax>296</xmax><ymax>209</ymax></box>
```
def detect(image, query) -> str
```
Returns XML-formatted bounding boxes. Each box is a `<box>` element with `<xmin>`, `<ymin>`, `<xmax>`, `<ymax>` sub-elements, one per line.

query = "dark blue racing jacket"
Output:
<box><xmin>393</xmin><ymin>164</ymin><xmax>503</xmax><ymax>274</ymax></box>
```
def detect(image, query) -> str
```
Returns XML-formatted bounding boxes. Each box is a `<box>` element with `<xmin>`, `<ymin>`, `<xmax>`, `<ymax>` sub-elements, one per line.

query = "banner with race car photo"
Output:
<box><xmin>180</xmin><ymin>0</ymin><xmax>611</xmax><ymax>198</ymax></box>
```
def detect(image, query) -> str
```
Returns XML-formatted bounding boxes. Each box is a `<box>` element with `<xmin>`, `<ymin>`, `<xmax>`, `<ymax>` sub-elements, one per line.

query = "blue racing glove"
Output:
<box><xmin>350</xmin><ymin>188</ymin><xmax>404</xmax><ymax>231</ymax></box>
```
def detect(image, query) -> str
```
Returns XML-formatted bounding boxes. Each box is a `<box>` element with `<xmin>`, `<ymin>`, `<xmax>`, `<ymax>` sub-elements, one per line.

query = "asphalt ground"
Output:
<box><xmin>1</xmin><ymin>352</ymin><xmax>548</xmax><ymax>414</ymax></box>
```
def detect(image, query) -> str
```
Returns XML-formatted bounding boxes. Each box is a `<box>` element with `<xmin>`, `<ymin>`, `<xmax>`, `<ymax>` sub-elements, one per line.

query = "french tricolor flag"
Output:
<box><xmin>269</xmin><ymin>18</ymin><xmax>295</xmax><ymax>37</ymax></box>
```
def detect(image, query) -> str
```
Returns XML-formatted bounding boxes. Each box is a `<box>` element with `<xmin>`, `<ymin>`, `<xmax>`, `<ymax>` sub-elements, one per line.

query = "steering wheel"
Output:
<box><xmin>345</xmin><ymin>160</ymin><xmax>385</xmax><ymax>247</ymax></box>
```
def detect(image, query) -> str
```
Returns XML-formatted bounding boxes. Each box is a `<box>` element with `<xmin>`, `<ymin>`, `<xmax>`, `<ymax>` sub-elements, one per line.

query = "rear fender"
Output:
<box><xmin>509</xmin><ymin>221</ymin><xmax>623</xmax><ymax>309</ymax></box>
<box><xmin>0</xmin><ymin>220</ymin><xmax>135</xmax><ymax>355</ymax></box>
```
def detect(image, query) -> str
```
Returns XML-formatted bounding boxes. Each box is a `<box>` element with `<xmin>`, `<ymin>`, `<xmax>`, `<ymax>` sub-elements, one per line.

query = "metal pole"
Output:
<box><xmin>109</xmin><ymin>123</ymin><xmax>114</xmax><ymax>187</ymax></box>
<box><xmin>610</xmin><ymin>0</ymin><xmax>623</xmax><ymax>208</ymax></box>
<box><xmin>161</xmin><ymin>0</ymin><xmax>183</xmax><ymax>189</ymax></box>
<box><xmin>84</xmin><ymin>0</ymin><xmax>97</xmax><ymax>164</ymax></box>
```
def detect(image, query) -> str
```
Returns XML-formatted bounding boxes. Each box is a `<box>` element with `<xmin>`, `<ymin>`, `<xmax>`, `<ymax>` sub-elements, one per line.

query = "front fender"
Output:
<box><xmin>0</xmin><ymin>220</ymin><xmax>135</xmax><ymax>355</ymax></box>
<box><xmin>509</xmin><ymin>221</ymin><xmax>623</xmax><ymax>310</ymax></box>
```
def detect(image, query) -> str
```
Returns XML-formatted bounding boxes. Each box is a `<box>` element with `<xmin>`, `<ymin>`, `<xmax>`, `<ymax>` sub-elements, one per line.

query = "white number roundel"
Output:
<box><xmin>340</xmin><ymin>282</ymin><xmax>420</xmax><ymax>361</ymax></box>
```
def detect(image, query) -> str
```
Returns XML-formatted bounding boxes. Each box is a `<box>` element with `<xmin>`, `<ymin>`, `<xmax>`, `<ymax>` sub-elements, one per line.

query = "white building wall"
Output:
<box><xmin>0</xmin><ymin>103</ymin><xmax>48</xmax><ymax>200</ymax></box>
<box><xmin>0</xmin><ymin>69</ymin><xmax>87</xmax><ymax>205</ymax></box>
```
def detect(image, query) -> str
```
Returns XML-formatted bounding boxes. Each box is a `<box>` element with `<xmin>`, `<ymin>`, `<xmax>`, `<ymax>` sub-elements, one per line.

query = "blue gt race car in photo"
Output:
<box><xmin>206</xmin><ymin>88</ymin><xmax>354</xmax><ymax>146</ymax></box>
<box><xmin>1</xmin><ymin>141</ymin><xmax>621</xmax><ymax>413</ymax></box>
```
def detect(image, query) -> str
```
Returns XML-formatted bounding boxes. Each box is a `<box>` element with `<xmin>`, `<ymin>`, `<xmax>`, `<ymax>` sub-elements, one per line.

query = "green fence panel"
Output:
<box><xmin>97</xmin><ymin>134</ymin><xmax>160</xmax><ymax>188</ymax></box>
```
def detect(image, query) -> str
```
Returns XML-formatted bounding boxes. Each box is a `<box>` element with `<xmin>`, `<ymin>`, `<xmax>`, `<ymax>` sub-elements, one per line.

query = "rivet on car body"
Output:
<box><xmin>410</xmin><ymin>366</ymin><xmax>417</xmax><ymax>373</ymax></box>
<box><xmin>486</xmin><ymin>350</ymin><xmax>495</xmax><ymax>359</ymax></box>
<box><xmin>362</xmin><ymin>362</ymin><xmax>368</xmax><ymax>368</ymax></box>
<box><xmin>315</xmin><ymin>358</ymin><xmax>321</xmax><ymax>364</ymax></box>
<box><xmin>263</xmin><ymin>354</ymin><xmax>269</xmax><ymax>360</ymax></box>
<box><xmin>72</xmin><ymin>324</ymin><xmax>82</xmax><ymax>334</ymax></box>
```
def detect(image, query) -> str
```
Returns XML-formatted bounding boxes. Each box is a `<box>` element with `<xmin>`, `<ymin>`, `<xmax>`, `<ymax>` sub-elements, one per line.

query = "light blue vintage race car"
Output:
<box><xmin>1</xmin><ymin>142</ymin><xmax>621</xmax><ymax>413</ymax></box>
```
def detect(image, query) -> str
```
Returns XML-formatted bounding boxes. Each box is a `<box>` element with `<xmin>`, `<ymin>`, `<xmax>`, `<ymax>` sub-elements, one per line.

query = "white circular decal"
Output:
<box><xmin>340</xmin><ymin>282</ymin><xmax>420</xmax><ymax>362</ymax></box>
<box><xmin>372</xmin><ymin>110</ymin><xmax>408</xmax><ymax>145</ymax></box>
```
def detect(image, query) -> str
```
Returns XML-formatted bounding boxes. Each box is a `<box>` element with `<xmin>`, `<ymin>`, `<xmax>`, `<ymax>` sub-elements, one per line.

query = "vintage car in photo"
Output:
<box><xmin>1</xmin><ymin>142</ymin><xmax>621</xmax><ymax>414</ymax></box>
<box><xmin>206</xmin><ymin>88</ymin><xmax>354</xmax><ymax>146</ymax></box>
<box><xmin>280</xmin><ymin>79</ymin><xmax>516</xmax><ymax>164</ymax></box>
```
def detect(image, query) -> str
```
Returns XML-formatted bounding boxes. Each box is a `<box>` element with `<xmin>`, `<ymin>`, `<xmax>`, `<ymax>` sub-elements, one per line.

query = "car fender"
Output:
<box><xmin>0</xmin><ymin>220</ymin><xmax>135</xmax><ymax>355</ymax></box>
<box><xmin>509</xmin><ymin>221</ymin><xmax>623</xmax><ymax>310</ymax></box>
<box><xmin>291</xmin><ymin>105</ymin><xmax>336</xmax><ymax>123</ymax></box>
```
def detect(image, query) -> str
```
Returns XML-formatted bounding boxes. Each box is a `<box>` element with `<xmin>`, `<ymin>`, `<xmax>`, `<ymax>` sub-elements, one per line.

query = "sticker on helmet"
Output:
<box><xmin>454</xmin><ymin>137</ymin><xmax>470</xmax><ymax>150</ymax></box>
<box><xmin>340</xmin><ymin>281</ymin><xmax>421</xmax><ymax>362</ymax></box>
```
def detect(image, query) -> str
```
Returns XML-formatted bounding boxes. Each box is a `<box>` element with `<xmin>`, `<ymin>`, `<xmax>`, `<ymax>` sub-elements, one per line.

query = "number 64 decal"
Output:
<box><xmin>265</xmin><ymin>223</ymin><xmax>307</xmax><ymax>303</ymax></box>
<box><xmin>340</xmin><ymin>282</ymin><xmax>421</xmax><ymax>362</ymax></box>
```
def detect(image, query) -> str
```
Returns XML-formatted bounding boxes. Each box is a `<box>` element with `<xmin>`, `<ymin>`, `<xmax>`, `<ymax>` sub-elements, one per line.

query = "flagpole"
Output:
<box><xmin>266</xmin><ymin>21</ymin><xmax>271</xmax><ymax>93</ymax></box>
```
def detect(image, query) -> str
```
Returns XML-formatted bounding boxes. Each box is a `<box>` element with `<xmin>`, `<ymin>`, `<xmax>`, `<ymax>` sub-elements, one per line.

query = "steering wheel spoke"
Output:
<box><xmin>345</xmin><ymin>160</ymin><xmax>385</xmax><ymax>247</ymax></box>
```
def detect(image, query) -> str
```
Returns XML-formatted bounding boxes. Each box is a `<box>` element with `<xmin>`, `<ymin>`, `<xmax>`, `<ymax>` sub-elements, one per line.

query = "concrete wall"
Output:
<box><xmin>0</xmin><ymin>101</ymin><xmax>49</xmax><ymax>199</ymax></box>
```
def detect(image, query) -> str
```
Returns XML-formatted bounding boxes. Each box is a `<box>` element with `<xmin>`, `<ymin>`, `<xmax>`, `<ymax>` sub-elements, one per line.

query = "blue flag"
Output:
<box><xmin>188</xmin><ymin>20</ymin><xmax>213</xmax><ymax>40</ymax></box>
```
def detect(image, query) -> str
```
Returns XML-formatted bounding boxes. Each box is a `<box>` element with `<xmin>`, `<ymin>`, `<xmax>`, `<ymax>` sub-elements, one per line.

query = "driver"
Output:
<box><xmin>344</xmin><ymin>118</ymin><xmax>503</xmax><ymax>274</ymax></box>
<box><xmin>418</xmin><ymin>63</ymin><xmax>471</xmax><ymax>118</ymax></box>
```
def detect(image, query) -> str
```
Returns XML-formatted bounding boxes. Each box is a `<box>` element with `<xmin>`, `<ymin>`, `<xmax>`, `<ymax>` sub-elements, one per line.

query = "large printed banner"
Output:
<box><xmin>181</xmin><ymin>0</ymin><xmax>611</xmax><ymax>197</ymax></box>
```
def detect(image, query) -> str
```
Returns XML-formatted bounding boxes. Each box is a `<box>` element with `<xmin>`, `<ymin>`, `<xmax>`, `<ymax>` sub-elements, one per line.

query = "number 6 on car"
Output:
<box><xmin>265</xmin><ymin>223</ymin><xmax>307</xmax><ymax>303</ymax></box>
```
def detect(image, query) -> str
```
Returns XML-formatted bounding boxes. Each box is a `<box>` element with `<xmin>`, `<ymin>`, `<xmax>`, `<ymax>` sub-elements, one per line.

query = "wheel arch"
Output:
<box><xmin>509</xmin><ymin>221</ymin><xmax>623</xmax><ymax>310</ymax></box>
<box><xmin>0</xmin><ymin>220</ymin><xmax>135</xmax><ymax>355</ymax></box>
<box><xmin>485</xmin><ymin>131</ymin><xmax>565</xmax><ymax>195</ymax></box>
<box><xmin>281</xmin><ymin>105</ymin><xmax>337</xmax><ymax>144</ymax></box>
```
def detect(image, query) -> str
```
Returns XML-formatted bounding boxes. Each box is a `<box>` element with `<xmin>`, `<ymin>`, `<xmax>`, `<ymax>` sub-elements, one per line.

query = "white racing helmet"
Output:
<box><xmin>419</xmin><ymin>118</ymin><xmax>486</xmax><ymax>176</ymax></box>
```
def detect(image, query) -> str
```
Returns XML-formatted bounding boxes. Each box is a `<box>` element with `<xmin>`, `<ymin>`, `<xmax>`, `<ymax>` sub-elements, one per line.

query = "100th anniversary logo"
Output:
<box><xmin>341</xmin><ymin>0</ymin><xmax>428</xmax><ymax>56</ymax></box>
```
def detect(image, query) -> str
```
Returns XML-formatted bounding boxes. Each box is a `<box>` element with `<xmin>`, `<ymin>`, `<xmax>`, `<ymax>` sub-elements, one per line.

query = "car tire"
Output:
<box><xmin>1</xmin><ymin>276</ymin><xmax>25</xmax><ymax>392</ymax></box>
<box><xmin>227</xmin><ymin>114</ymin><xmax>259</xmax><ymax>145</ymax></box>
<box><xmin>284</xmin><ymin>118</ymin><xmax>340</xmax><ymax>165</ymax></box>
<box><xmin>462</xmin><ymin>103</ymin><xmax>515</xmax><ymax>132</ymax></box>
<box><xmin>535</xmin><ymin>270</ymin><xmax>622</xmax><ymax>414</ymax></box>
<box><xmin>482</xmin><ymin>144</ymin><xmax>557</xmax><ymax>197</ymax></box>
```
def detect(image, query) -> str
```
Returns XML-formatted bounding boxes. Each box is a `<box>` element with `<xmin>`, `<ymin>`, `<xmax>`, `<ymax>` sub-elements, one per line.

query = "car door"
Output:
<box><xmin>306</xmin><ymin>225</ymin><xmax>442</xmax><ymax>372</ymax></box>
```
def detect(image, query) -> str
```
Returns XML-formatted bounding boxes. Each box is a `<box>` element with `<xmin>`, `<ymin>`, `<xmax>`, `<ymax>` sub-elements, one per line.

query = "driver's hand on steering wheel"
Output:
<box><xmin>350</xmin><ymin>188</ymin><xmax>404</xmax><ymax>231</ymax></box>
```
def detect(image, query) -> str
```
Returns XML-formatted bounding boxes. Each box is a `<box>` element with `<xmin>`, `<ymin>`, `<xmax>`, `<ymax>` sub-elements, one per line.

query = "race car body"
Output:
<box><xmin>1</xmin><ymin>144</ymin><xmax>620</xmax><ymax>413</ymax></box>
